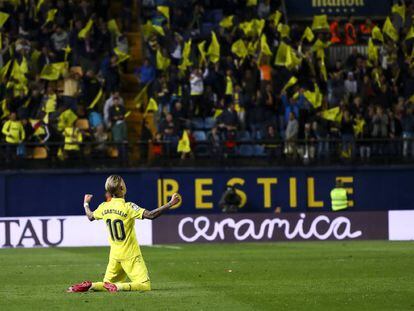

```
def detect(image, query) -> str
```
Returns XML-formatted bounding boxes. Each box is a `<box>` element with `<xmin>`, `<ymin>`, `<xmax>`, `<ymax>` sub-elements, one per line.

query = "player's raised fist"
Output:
<box><xmin>169</xmin><ymin>193</ymin><xmax>181</xmax><ymax>206</ymax></box>
<box><xmin>84</xmin><ymin>194</ymin><xmax>93</xmax><ymax>203</ymax></box>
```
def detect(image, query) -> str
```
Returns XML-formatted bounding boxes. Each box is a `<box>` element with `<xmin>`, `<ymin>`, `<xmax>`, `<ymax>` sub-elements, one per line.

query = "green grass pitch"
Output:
<box><xmin>1</xmin><ymin>241</ymin><xmax>414</xmax><ymax>310</ymax></box>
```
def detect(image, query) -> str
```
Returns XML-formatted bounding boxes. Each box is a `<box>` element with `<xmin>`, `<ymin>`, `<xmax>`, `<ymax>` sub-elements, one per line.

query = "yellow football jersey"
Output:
<box><xmin>93</xmin><ymin>198</ymin><xmax>145</xmax><ymax>260</ymax></box>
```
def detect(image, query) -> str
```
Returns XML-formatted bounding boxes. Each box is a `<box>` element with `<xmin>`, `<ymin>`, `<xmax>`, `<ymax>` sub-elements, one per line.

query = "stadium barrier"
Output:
<box><xmin>1</xmin><ymin>211</ymin><xmax>413</xmax><ymax>249</ymax></box>
<box><xmin>2</xmin><ymin>137</ymin><xmax>414</xmax><ymax>169</ymax></box>
<box><xmin>1</xmin><ymin>166</ymin><xmax>414</xmax><ymax>217</ymax></box>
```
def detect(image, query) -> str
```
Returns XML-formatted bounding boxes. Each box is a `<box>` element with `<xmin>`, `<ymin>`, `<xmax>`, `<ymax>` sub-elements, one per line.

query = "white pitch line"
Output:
<box><xmin>147</xmin><ymin>245</ymin><xmax>183</xmax><ymax>250</ymax></box>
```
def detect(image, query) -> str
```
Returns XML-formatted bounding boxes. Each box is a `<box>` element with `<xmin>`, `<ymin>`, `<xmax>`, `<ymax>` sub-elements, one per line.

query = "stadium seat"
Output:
<box><xmin>237</xmin><ymin>144</ymin><xmax>254</xmax><ymax>157</ymax></box>
<box><xmin>238</xmin><ymin>131</ymin><xmax>251</xmax><ymax>141</ymax></box>
<box><xmin>253</xmin><ymin>145</ymin><xmax>266</xmax><ymax>157</ymax></box>
<box><xmin>32</xmin><ymin>147</ymin><xmax>48</xmax><ymax>159</ymax></box>
<box><xmin>204</xmin><ymin>117</ymin><xmax>215</xmax><ymax>130</ymax></box>
<box><xmin>108</xmin><ymin>147</ymin><xmax>119</xmax><ymax>158</ymax></box>
<box><xmin>193</xmin><ymin>130</ymin><xmax>207</xmax><ymax>142</ymax></box>
<box><xmin>76</xmin><ymin>119</ymin><xmax>90</xmax><ymax>131</ymax></box>
<box><xmin>191</xmin><ymin>118</ymin><xmax>204</xmax><ymax>130</ymax></box>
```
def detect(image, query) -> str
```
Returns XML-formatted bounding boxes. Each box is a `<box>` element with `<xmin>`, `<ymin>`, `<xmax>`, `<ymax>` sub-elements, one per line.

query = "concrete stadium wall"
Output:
<box><xmin>0</xmin><ymin>166</ymin><xmax>413</xmax><ymax>217</ymax></box>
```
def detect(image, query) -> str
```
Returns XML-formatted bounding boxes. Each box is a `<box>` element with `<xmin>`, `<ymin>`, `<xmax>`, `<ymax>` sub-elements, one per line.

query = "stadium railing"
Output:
<box><xmin>1</xmin><ymin>137</ymin><xmax>414</xmax><ymax>169</ymax></box>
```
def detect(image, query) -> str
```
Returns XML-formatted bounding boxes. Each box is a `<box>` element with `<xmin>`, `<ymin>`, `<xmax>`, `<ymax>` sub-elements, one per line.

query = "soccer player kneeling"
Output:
<box><xmin>67</xmin><ymin>175</ymin><xmax>180</xmax><ymax>293</ymax></box>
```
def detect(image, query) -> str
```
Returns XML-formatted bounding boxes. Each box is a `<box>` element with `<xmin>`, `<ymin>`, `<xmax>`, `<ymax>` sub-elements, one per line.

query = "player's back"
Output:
<box><xmin>93</xmin><ymin>197</ymin><xmax>145</xmax><ymax>260</ymax></box>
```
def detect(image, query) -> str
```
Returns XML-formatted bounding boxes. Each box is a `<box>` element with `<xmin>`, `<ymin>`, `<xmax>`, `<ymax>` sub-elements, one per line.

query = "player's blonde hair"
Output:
<box><xmin>105</xmin><ymin>175</ymin><xmax>127</xmax><ymax>198</ymax></box>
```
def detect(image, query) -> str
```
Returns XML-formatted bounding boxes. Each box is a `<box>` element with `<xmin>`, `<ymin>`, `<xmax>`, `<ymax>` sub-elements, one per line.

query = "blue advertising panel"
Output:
<box><xmin>285</xmin><ymin>0</ymin><xmax>392</xmax><ymax>17</ymax></box>
<box><xmin>1</xmin><ymin>166</ymin><xmax>414</xmax><ymax>216</ymax></box>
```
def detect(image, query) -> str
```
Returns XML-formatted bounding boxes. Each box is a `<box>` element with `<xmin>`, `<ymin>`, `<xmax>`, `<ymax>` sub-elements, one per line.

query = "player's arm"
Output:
<box><xmin>83</xmin><ymin>194</ymin><xmax>95</xmax><ymax>221</ymax></box>
<box><xmin>143</xmin><ymin>193</ymin><xmax>180</xmax><ymax>220</ymax></box>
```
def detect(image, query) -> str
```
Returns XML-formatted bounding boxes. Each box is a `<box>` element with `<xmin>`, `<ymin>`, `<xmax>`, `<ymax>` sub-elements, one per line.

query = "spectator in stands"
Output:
<box><xmin>63</xmin><ymin>123</ymin><xmax>83</xmax><ymax>159</ymax></box>
<box><xmin>344</xmin><ymin>72</ymin><xmax>358</xmax><ymax>98</ymax></box>
<box><xmin>108</xmin><ymin>97</ymin><xmax>127</xmax><ymax>159</ymax></box>
<box><xmin>263</xmin><ymin>125</ymin><xmax>281</xmax><ymax>160</ymax></box>
<box><xmin>216</xmin><ymin>103</ymin><xmax>239</xmax><ymax>131</ymax></box>
<box><xmin>345</xmin><ymin>16</ymin><xmax>357</xmax><ymax>46</ymax></box>
<box><xmin>285</xmin><ymin>112</ymin><xmax>299</xmax><ymax>156</ymax></box>
<box><xmin>136</xmin><ymin>58</ymin><xmax>155</xmax><ymax>85</ymax></box>
<box><xmin>104</xmin><ymin>92</ymin><xmax>124</xmax><ymax>128</ymax></box>
<box><xmin>93</xmin><ymin>124</ymin><xmax>109</xmax><ymax>157</ymax></box>
<box><xmin>401</xmin><ymin>107</ymin><xmax>414</xmax><ymax>157</ymax></box>
<box><xmin>341</xmin><ymin>110</ymin><xmax>355</xmax><ymax>157</ymax></box>
<box><xmin>206</xmin><ymin>124</ymin><xmax>220</xmax><ymax>154</ymax></box>
<box><xmin>190</xmin><ymin>68</ymin><xmax>204</xmax><ymax>116</ymax></box>
<box><xmin>2</xmin><ymin>113</ymin><xmax>25</xmax><ymax>162</ymax></box>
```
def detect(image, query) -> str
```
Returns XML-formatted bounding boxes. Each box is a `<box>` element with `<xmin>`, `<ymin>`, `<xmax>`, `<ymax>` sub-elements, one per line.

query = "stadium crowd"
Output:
<box><xmin>0</xmin><ymin>0</ymin><xmax>131</xmax><ymax>163</ymax></box>
<box><xmin>138</xmin><ymin>0</ymin><xmax>414</xmax><ymax>162</ymax></box>
<box><xmin>1</xmin><ymin>0</ymin><xmax>414</xmax><ymax>165</ymax></box>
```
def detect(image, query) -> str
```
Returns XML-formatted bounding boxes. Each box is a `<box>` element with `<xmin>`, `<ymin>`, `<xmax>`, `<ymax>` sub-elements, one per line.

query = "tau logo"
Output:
<box><xmin>0</xmin><ymin>218</ymin><xmax>65</xmax><ymax>248</ymax></box>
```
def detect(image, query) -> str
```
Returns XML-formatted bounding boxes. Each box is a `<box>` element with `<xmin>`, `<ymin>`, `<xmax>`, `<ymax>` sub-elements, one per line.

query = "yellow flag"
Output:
<box><xmin>40</xmin><ymin>62</ymin><xmax>68</xmax><ymax>81</ymax></box>
<box><xmin>1</xmin><ymin>99</ymin><xmax>9</xmax><ymax>119</ymax></box>
<box><xmin>157</xmin><ymin>6</ymin><xmax>170</xmax><ymax>20</ymax></box>
<box><xmin>219</xmin><ymin>16</ymin><xmax>234</xmax><ymax>28</ymax></box>
<box><xmin>246</xmin><ymin>0</ymin><xmax>257</xmax><ymax>6</ymax></box>
<box><xmin>312</xmin><ymin>39</ymin><xmax>328</xmax><ymax>59</ymax></box>
<box><xmin>178</xmin><ymin>39</ymin><xmax>192</xmax><ymax>71</ymax></box>
<box><xmin>207</xmin><ymin>31</ymin><xmax>220</xmax><ymax>63</ymax></box>
<box><xmin>254</xmin><ymin>19</ymin><xmax>265</xmax><ymax>36</ymax></box>
<box><xmin>239</xmin><ymin>19</ymin><xmax>264</xmax><ymax>37</ymax></box>
<box><xmin>382</xmin><ymin>17</ymin><xmax>398</xmax><ymax>42</ymax></box>
<box><xmin>371</xmin><ymin>26</ymin><xmax>384</xmax><ymax>42</ymax></box>
<box><xmin>282</xmin><ymin>76</ymin><xmax>298</xmax><ymax>92</ymax></box>
<box><xmin>58</xmin><ymin>109</ymin><xmax>78</xmax><ymax>131</ymax></box>
<box><xmin>11</xmin><ymin>58</ymin><xmax>28</xmax><ymax>84</ymax></box>
<box><xmin>0</xmin><ymin>11</ymin><xmax>9</xmax><ymax>28</ymax></box>
<box><xmin>213</xmin><ymin>108</ymin><xmax>223</xmax><ymax>119</ymax></box>
<box><xmin>63</xmin><ymin>45</ymin><xmax>71</xmax><ymax>61</ymax></box>
<box><xmin>392</xmin><ymin>4</ymin><xmax>405</xmax><ymax>22</ymax></box>
<box><xmin>311</xmin><ymin>15</ymin><xmax>329</xmax><ymax>30</ymax></box>
<box><xmin>125</xmin><ymin>111</ymin><xmax>131</xmax><ymax>118</ymax></box>
<box><xmin>353</xmin><ymin>118</ymin><xmax>365</xmax><ymax>135</ymax></box>
<box><xmin>409</xmin><ymin>93</ymin><xmax>414</xmax><ymax>104</ymax></box>
<box><xmin>231</xmin><ymin>39</ymin><xmax>248</xmax><ymax>59</ymax></box>
<box><xmin>0</xmin><ymin>59</ymin><xmax>11</xmax><ymax>82</ymax></box>
<box><xmin>275</xmin><ymin>42</ymin><xmax>300</xmax><ymax>69</ymax></box>
<box><xmin>304</xmin><ymin>83</ymin><xmax>322</xmax><ymax>108</ymax></box>
<box><xmin>277</xmin><ymin>23</ymin><xmax>290</xmax><ymax>39</ymax></box>
<box><xmin>197</xmin><ymin>41</ymin><xmax>207</xmax><ymax>65</ymax></box>
<box><xmin>114</xmin><ymin>47</ymin><xmax>130</xmax><ymax>64</ymax></box>
<box><xmin>145</xmin><ymin>98</ymin><xmax>158</xmax><ymax>113</ymax></box>
<box><xmin>275</xmin><ymin>42</ymin><xmax>291</xmax><ymax>67</ymax></box>
<box><xmin>44</xmin><ymin>9</ymin><xmax>57</xmax><ymax>25</ymax></box>
<box><xmin>367</xmin><ymin>38</ymin><xmax>378</xmax><ymax>64</ymax></box>
<box><xmin>156</xmin><ymin>49</ymin><xmax>170</xmax><ymax>70</ymax></box>
<box><xmin>302</xmin><ymin>27</ymin><xmax>315</xmax><ymax>42</ymax></box>
<box><xmin>36</xmin><ymin>0</ymin><xmax>45</xmax><ymax>13</ymax></box>
<box><xmin>269</xmin><ymin>10</ymin><xmax>282</xmax><ymax>27</ymax></box>
<box><xmin>260</xmin><ymin>34</ymin><xmax>272</xmax><ymax>56</ymax></box>
<box><xmin>88</xmin><ymin>88</ymin><xmax>103</xmax><ymax>109</ymax></box>
<box><xmin>107</xmin><ymin>19</ymin><xmax>121</xmax><ymax>37</ymax></box>
<box><xmin>247</xmin><ymin>40</ymin><xmax>258</xmax><ymax>56</ymax></box>
<box><xmin>78</xmin><ymin>19</ymin><xmax>93</xmax><ymax>39</ymax></box>
<box><xmin>152</xmin><ymin>24</ymin><xmax>165</xmax><ymax>36</ymax></box>
<box><xmin>321</xmin><ymin>107</ymin><xmax>342</xmax><ymax>122</ymax></box>
<box><xmin>134</xmin><ymin>84</ymin><xmax>149</xmax><ymax>108</ymax></box>
<box><xmin>141</xmin><ymin>21</ymin><xmax>165</xmax><ymax>37</ymax></box>
<box><xmin>177</xmin><ymin>130</ymin><xmax>191</xmax><ymax>153</ymax></box>
<box><xmin>406</xmin><ymin>27</ymin><xmax>414</xmax><ymax>41</ymax></box>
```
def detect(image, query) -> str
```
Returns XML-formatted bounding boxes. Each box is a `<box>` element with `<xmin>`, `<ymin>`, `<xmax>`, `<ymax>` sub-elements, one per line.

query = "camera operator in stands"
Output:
<box><xmin>219</xmin><ymin>185</ymin><xmax>241</xmax><ymax>213</ymax></box>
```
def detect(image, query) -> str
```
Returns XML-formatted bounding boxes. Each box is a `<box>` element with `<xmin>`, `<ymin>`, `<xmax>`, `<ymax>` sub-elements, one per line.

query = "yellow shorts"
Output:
<box><xmin>103</xmin><ymin>255</ymin><xmax>150</xmax><ymax>284</ymax></box>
